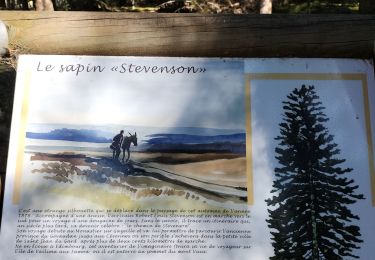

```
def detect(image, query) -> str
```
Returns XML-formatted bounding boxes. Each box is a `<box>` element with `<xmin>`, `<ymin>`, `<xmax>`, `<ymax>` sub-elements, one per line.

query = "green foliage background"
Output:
<box><xmin>1</xmin><ymin>0</ymin><xmax>372</xmax><ymax>13</ymax></box>
<box><xmin>54</xmin><ymin>0</ymin><xmax>362</xmax><ymax>13</ymax></box>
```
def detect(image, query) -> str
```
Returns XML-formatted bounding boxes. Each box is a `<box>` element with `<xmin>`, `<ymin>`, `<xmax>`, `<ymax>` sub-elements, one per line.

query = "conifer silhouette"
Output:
<box><xmin>266</xmin><ymin>85</ymin><xmax>364</xmax><ymax>259</ymax></box>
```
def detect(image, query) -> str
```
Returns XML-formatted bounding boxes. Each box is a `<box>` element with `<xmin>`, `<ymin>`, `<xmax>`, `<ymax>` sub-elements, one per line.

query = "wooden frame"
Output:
<box><xmin>0</xmin><ymin>12</ymin><xmax>374</xmax><ymax>57</ymax></box>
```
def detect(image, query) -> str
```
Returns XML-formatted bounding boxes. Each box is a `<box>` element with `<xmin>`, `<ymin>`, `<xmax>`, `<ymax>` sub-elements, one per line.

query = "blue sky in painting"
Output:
<box><xmin>27</xmin><ymin>56</ymin><xmax>245</xmax><ymax>130</ymax></box>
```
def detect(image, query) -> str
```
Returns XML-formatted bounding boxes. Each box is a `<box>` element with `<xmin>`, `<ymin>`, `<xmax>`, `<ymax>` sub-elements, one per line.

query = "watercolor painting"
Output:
<box><xmin>18</xmin><ymin>57</ymin><xmax>247</xmax><ymax>210</ymax></box>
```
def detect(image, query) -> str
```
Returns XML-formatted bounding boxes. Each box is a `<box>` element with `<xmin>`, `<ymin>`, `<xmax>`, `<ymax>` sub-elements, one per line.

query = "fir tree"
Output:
<box><xmin>266</xmin><ymin>85</ymin><xmax>364</xmax><ymax>260</ymax></box>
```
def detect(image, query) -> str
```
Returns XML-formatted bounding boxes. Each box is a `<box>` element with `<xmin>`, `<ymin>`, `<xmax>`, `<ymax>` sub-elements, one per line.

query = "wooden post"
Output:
<box><xmin>35</xmin><ymin>0</ymin><xmax>54</xmax><ymax>10</ymax></box>
<box><xmin>260</xmin><ymin>0</ymin><xmax>272</xmax><ymax>14</ymax></box>
<box><xmin>0</xmin><ymin>12</ymin><xmax>374</xmax><ymax>58</ymax></box>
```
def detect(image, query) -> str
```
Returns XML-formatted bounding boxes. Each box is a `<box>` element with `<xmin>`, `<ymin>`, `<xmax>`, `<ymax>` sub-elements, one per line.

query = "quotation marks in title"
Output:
<box><xmin>110</xmin><ymin>64</ymin><xmax>206</xmax><ymax>74</ymax></box>
<box><xmin>36</xmin><ymin>61</ymin><xmax>207</xmax><ymax>77</ymax></box>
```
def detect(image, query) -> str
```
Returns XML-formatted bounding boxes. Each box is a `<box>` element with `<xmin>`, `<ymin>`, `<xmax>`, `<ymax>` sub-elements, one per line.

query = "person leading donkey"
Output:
<box><xmin>110</xmin><ymin>130</ymin><xmax>124</xmax><ymax>160</ymax></box>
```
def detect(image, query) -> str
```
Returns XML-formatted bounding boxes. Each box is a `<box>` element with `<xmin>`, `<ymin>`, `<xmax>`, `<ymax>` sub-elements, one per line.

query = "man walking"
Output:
<box><xmin>110</xmin><ymin>130</ymin><xmax>124</xmax><ymax>160</ymax></box>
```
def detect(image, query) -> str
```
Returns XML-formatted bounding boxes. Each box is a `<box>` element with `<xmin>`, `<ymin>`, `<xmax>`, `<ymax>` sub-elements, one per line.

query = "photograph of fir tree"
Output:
<box><xmin>247</xmin><ymin>71</ymin><xmax>375</xmax><ymax>260</ymax></box>
<box><xmin>266</xmin><ymin>85</ymin><xmax>364</xmax><ymax>259</ymax></box>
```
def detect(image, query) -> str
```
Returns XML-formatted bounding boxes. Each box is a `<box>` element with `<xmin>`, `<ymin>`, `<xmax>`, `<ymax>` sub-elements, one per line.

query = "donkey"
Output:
<box><xmin>122</xmin><ymin>132</ymin><xmax>138</xmax><ymax>162</ymax></box>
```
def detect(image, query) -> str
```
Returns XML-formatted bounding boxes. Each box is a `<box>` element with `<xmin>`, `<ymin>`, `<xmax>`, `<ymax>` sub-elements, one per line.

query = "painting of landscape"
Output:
<box><xmin>22</xmin><ymin>124</ymin><xmax>247</xmax><ymax>209</ymax></box>
<box><xmin>18</xmin><ymin>57</ymin><xmax>247</xmax><ymax>210</ymax></box>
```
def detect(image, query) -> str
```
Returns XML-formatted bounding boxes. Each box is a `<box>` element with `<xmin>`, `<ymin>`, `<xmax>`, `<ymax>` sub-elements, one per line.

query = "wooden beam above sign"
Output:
<box><xmin>0</xmin><ymin>12</ymin><xmax>374</xmax><ymax>58</ymax></box>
